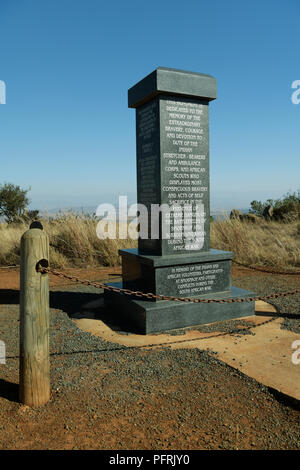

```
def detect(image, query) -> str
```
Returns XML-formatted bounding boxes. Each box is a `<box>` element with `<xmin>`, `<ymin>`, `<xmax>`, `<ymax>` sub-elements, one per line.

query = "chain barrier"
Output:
<box><xmin>38</xmin><ymin>265</ymin><xmax>300</xmax><ymax>304</ymax></box>
<box><xmin>232</xmin><ymin>259</ymin><xmax>300</xmax><ymax>275</ymax></box>
<box><xmin>34</xmin><ymin>264</ymin><xmax>300</xmax><ymax>349</ymax></box>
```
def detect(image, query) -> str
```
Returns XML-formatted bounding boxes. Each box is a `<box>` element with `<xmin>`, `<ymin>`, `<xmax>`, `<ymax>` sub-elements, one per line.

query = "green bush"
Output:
<box><xmin>250</xmin><ymin>191</ymin><xmax>300</xmax><ymax>221</ymax></box>
<box><xmin>0</xmin><ymin>183</ymin><xmax>30</xmax><ymax>223</ymax></box>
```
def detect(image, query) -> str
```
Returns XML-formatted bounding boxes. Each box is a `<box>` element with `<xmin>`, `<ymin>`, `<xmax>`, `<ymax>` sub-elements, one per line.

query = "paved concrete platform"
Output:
<box><xmin>73</xmin><ymin>299</ymin><xmax>300</xmax><ymax>401</ymax></box>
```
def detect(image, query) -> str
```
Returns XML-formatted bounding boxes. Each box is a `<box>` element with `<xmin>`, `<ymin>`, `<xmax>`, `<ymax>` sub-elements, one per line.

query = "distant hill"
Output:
<box><xmin>38</xmin><ymin>206</ymin><xmax>250</xmax><ymax>221</ymax></box>
<box><xmin>40</xmin><ymin>206</ymin><xmax>97</xmax><ymax>217</ymax></box>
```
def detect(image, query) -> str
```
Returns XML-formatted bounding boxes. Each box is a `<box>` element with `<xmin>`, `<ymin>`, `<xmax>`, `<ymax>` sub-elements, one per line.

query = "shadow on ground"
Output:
<box><xmin>0</xmin><ymin>289</ymin><xmax>298</xmax><ymax>335</ymax></box>
<box><xmin>0</xmin><ymin>289</ymin><xmax>100</xmax><ymax>314</ymax></box>
<box><xmin>50</xmin><ymin>291</ymin><xmax>130</xmax><ymax>332</ymax></box>
<box><xmin>0</xmin><ymin>290</ymin><xmax>19</xmax><ymax>305</ymax></box>
<box><xmin>0</xmin><ymin>379</ymin><xmax>19</xmax><ymax>403</ymax></box>
<box><xmin>0</xmin><ymin>288</ymin><xmax>128</xmax><ymax>333</ymax></box>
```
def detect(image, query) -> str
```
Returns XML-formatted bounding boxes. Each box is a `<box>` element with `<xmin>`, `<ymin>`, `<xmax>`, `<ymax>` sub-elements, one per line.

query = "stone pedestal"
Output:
<box><xmin>105</xmin><ymin>284</ymin><xmax>255</xmax><ymax>334</ymax></box>
<box><xmin>120</xmin><ymin>248</ymin><xmax>233</xmax><ymax>297</ymax></box>
<box><xmin>104</xmin><ymin>67</ymin><xmax>255</xmax><ymax>334</ymax></box>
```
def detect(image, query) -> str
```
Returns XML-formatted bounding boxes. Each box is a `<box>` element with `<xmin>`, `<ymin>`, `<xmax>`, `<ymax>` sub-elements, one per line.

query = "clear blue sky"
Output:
<box><xmin>0</xmin><ymin>0</ymin><xmax>299</xmax><ymax>211</ymax></box>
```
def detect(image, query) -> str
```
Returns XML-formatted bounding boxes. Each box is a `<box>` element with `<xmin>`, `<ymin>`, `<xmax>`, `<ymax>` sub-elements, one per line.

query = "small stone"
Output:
<box><xmin>18</xmin><ymin>405</ymin><xmax>30</xmax><ymax>413</ymax></box>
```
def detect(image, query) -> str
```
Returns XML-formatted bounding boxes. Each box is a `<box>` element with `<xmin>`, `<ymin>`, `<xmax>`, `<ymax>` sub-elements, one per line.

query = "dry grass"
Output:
<box><xmin>0</xmin><ymin>213</ymin><xmax>299</xmax><ymax>270</ymax></box>
<box><xmin>0</xmin><ymin>213</ymin><xmax>137</xmax><ymax>268</ymax></box>
<box><xmin>211</xmin><ymin>217</ymin><xmax>300</xmax><ymax>270</ymax></box>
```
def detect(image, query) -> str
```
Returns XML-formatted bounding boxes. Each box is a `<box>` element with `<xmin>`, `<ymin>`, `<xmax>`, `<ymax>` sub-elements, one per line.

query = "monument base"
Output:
<box><xmin>119</xmin><ymin>248</ymin><xmax>234</xmax><ymax>297</ymax></box>
<box><xmin>104</xmin><ymin>284</ymin><xmax>255</xmax><ymax>334</ymax></box>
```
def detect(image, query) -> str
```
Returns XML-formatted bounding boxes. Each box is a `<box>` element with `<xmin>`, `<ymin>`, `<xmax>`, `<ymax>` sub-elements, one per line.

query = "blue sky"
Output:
<box><xmin>0</xmin><ymin>0</ymin><xmax>299</xmax><ymax>211</ymax></box>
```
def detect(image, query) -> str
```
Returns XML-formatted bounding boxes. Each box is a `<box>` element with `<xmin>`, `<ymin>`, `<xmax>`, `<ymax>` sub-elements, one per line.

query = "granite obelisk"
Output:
<box><xmin>104</xmin><ymin>67</ymin><xmax>255</xmax><ymax>334</ymax></box>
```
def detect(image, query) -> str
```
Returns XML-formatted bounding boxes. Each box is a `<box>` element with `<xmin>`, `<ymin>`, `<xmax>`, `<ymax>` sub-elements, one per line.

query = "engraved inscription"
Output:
<box><xmin>156</xmin><ymin>261</ymin><xmax>230</xmax><ymax>297</ymax></box>
<box><xmin>160</xmin><ymin>97</ymin><xmax>209</xmax><ymax>253</ymax></box>
<box><xmin>137</xmin><ymin>101</ymin><xmax>159</xmax><ymax>205</ymax></box>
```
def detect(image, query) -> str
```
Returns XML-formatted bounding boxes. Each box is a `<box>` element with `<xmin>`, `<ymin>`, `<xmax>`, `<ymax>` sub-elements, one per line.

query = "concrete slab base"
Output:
<box><xmin>104</xmin><ymin>282</ymin><xmax>255</xmax><ymax>334</ymax></box>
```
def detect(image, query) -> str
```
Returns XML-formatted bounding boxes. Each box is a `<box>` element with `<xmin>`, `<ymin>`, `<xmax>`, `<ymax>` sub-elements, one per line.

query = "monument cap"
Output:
<box><xmin>128</xmin><ymin>67</ymin><xmax>217</xmax><ymax>108</ymax></box>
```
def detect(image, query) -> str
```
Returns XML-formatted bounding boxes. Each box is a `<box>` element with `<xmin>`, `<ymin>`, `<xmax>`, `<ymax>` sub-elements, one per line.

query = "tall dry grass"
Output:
<box><xmin>0</xmin><ymin>213</ymin><xmax>137</xmax><ymax>268</ymax></box>
<box><xmin>0</xmin><ymin>213</ymin><xmax>299</xmax><ymax>270</ymax></box>
<box><xmin>211</xmin><ymin>217</ymin><xmax>300</xmax><ymax>270</ymax></box>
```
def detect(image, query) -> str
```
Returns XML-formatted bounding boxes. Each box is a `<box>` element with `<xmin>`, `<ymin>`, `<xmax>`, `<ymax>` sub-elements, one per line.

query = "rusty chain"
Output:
<box><xmin>38</xmin><ymin>265</ymin><xmax>300</xmax><ymax>304</ymax></box>
<box><xmin>231</xmin><ymin>259</ymin><xmax>300</xmax><ymax>275</ymax></box>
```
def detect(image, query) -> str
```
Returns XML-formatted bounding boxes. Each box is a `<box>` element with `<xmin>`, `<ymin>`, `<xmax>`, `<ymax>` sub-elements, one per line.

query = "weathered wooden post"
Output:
<box><xmin>19</xmin><ymin>222</ymin><xmax>50</xmax><ymax>406</ymax></box>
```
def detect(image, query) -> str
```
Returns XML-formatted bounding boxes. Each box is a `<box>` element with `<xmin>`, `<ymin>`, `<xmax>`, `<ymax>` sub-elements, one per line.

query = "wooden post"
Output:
<box><xmin>19</xmin><ymin>223</ymin><xmax>50</xmax><ymax>406</ymax></box>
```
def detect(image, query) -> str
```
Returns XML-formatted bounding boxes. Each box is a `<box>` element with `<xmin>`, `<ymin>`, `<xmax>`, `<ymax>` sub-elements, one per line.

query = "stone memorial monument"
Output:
<box><xmin>104</xmin><ymin>67</ymin><xmax>255</xmax><ymax>334</ymax></box>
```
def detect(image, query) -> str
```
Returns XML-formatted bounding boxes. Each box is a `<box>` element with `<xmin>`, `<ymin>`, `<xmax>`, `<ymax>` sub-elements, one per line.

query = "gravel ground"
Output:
<box><xmin>232</xmin><ymin>271</ymin><xmax>300</xmax><ymax>334</ymax></box>
<box><xmin>0</xmin><ymin>268</ymin><xmax>299</xmax><ymax>450</ymax></box>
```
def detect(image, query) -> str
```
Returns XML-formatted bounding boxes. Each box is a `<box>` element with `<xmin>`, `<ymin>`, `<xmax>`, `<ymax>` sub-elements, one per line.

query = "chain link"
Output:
<box><xmin>232</xmin><ymin>259</ymin><xmax>300</xmax><ymax>275</ymax></box>
<box><xmin>38</xmin><ymin>266</ymin><xmax>300</xmax><ymax>304</ymax></box>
